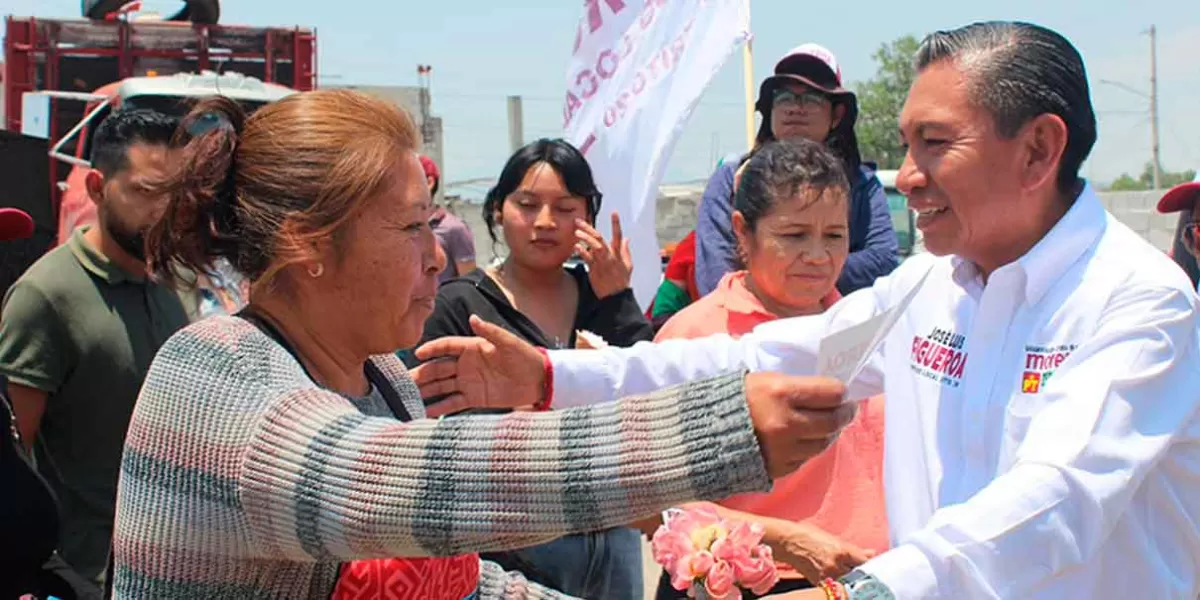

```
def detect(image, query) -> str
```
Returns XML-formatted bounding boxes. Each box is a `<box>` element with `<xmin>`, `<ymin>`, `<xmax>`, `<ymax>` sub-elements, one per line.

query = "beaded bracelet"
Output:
<box><xmin>821</xmin><ymin>578</ymin><xmax>846</xmax><ymax>600</ymax></box>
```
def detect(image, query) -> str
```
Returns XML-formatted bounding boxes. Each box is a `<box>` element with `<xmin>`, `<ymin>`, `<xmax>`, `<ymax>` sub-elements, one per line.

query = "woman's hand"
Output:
<box><xmin>576</xmin><ymin>212</ymin><xmax>633</xmax><ymax>299</ymax></box>
<box><xmin>693</xmin><ymin>505</ymin><xmax>872</xmax><ymax>589</ymax></box>
<box><xmin>770</xmin><ymin>521</ymin><xmax>875</xmax><ymax>584</ymax></box>
<box><xmin>411</xmin><ymin>316</ymin><xmax>545</xmax><ymax>417</ymax></box>
<box><xmin>744</xmin><ymin>373</ymin><xmax>856</xmax><ymax>480</ymax></box>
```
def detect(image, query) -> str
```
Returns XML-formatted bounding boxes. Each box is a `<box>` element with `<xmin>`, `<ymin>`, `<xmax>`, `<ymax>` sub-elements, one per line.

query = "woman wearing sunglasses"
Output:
<box><xmin>694</xmin><ymin>44</ymin><xmax>899</xmax><ymax>299</ymax></box>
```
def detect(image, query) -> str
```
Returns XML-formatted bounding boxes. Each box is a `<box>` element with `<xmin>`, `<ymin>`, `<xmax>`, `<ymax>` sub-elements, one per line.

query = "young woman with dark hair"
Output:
<box><xmin>420</xmin><ymin>138</ymin><xmax>652</xmax><ymax>355</ymax></box>
<box><xmin>414</xmin><ymin>137</ymin><xmax>652</xmax><ymax>598</ymax></box>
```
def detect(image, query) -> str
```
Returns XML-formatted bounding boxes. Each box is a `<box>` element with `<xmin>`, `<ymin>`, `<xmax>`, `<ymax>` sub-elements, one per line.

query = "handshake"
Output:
<box><xmin>411</xmin><ymin>316</ymin><xmax>856</xmax><ymax>481</ymax></box>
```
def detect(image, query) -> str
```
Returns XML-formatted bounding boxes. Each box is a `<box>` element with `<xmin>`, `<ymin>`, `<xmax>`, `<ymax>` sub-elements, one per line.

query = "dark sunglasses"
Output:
<box><xmin>772</xmin><ymin>88</ymin><xmax>830</xmax><ymax>108</ymax></box>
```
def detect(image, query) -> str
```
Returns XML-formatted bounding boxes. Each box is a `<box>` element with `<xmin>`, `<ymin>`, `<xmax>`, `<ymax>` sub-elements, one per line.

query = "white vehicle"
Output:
<box><xmin>877</xmin><ymin>169</ymin><xmax>918</xmax><ymax>256</ymax></box>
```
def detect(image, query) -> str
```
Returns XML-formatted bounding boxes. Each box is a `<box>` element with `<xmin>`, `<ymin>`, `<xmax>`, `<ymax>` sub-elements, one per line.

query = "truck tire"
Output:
<box><xmin>168</xmin><ymin>0</ymin><xmax>221</xmax><ymax>25</ymax></box>
<box><xmin>82</xmin><ymin>0</ymin><xmax>220</xmax><ymax>24</ymax></box>
<box><xmin>81</xmin><ymin>0</ymin><xmax>128</xmax><ymax>20</ymax></box>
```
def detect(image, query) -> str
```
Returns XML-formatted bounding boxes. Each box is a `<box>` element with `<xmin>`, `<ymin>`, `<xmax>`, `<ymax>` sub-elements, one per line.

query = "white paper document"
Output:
<box><xmin>816</xmin><ymin>267</ymin><xmax>932</xmax><ymax>390</ymax></box>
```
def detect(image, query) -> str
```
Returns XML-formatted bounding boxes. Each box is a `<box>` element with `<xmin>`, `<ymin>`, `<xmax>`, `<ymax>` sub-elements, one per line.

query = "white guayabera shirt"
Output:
<box><xmin>547</xmin><ymin>184</ymin><xmax>1200</xmax><ymax>599</ymax></box>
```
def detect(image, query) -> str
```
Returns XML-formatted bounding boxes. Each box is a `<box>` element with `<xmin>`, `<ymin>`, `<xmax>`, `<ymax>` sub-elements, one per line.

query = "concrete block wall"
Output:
<box><xmin>1096</xmin><ymin>191</ymin><xmax>1176</xmax><ymax>252</ymax></box>
<box><xmin>654</xmin><ymin>187</ymin><xmax>702</xmax><ymax>247</ymax></box>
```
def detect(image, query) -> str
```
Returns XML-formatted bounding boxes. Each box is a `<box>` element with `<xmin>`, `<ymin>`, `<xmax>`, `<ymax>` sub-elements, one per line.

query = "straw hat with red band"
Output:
<box><xmin>1156</xmin><ymin>173</ymin><xmax>1200</xmax><ymax>214</ymax></box>
<box><xmin>0</xmin><ymin>208</ymin><xmax>34</xmax><ymax>242</ymax></box>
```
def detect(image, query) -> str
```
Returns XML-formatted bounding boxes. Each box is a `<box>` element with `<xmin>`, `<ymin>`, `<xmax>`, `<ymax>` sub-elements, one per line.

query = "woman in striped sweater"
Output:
<box><xmin>111</xmin><ymin>89</ymin><xmax>855</xmax><ymax>599</ymax></box>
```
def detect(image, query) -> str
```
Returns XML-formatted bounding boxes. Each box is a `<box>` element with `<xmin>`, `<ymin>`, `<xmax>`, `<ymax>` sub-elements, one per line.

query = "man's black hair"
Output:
<box><xmin>90</xmin><ymin>108</ymin><xmax>180</xmax><ymax>175</ymax></box>
<box><xmin>917</xmin><ymin>21</ymin><xmax>1097</xmax><ymax>194</ymax></box>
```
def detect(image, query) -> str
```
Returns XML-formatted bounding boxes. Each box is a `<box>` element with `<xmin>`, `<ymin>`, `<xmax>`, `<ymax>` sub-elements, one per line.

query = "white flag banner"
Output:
<box><xmin>563</xmin><ymin>0</ymin><xmax>751</xmax><ymax>307</ymax></box>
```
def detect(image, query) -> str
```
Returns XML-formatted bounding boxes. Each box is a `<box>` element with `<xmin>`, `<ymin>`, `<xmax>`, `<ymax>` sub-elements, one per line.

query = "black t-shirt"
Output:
<box><xmin>413</xmin><ymin>265</ymin><xmax>654</xmax><ymax>407</ymax></box>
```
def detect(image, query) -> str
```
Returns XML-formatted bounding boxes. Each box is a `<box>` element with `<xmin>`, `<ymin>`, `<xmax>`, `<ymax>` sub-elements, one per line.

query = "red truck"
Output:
<box><xmin>0</xmin><ymin>9</ymin><xmax>316</xmax><ymax>295</ymax></box>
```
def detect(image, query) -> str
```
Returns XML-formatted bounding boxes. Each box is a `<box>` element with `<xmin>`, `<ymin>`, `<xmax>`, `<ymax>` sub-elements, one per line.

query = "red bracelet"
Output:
<box><xmin>820</xmin><ymin>578</ymin><xmax>845</xmax><ymax>600</ymax></box>
<box><xmin>533</xmin><ymin>347</ymin><xmax>553</xmax><ymax>411</ymax></box>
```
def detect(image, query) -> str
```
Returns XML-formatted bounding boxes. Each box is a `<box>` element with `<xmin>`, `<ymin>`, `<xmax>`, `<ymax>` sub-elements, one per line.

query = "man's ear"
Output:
<box><xmin>1016</xmin><ymin>113</ymin><xmax>1068</xmax><ymax>193</ymax></box>
<box><xmin>84</xmin><ymin>169</ymin><xmax>106</xmax><ymax>207</ymax></box>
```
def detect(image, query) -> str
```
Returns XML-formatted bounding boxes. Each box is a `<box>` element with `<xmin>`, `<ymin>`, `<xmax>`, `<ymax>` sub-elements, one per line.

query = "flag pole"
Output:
<box><xmin>741</xmin><ymin>12</ymin><xmax>755</xmax><ymax>151</ymax></box>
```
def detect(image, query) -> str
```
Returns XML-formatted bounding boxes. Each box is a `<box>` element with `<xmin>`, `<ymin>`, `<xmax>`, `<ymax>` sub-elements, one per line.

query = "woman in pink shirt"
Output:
<box><xmin>650</xmin><ymin>139</ymin><xmax>888</xmax><ymax>598</ymax></box>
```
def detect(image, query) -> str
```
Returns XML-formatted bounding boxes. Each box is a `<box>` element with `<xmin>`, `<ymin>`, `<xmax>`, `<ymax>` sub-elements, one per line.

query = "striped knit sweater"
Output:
<box><xmin>112</xmin><ymin>316</ymin><xmax>770</xmax><ymax>598</ymax></box>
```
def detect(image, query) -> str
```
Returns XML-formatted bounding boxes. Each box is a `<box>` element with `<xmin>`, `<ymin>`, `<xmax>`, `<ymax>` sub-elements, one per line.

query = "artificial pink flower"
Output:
<box><xmin>667</xmin><ymin>550</ymin><xmax>716</xmax><ymax>591</ymax></box>
<box><xmin>688</xmin><ymin>550</ymin><xmax>716</xmax><ymax>576</ymax></box>
<box><xmin>732</xmin><ymin>552</ymin><xmax>779</xmax><ymax>596</ymax></box>
<box><xmin>651</xmin><ymin>506</ymin><xmax>780</xmax><ymax>598</ymax></box>
<box><xmin>710</xmin><ymin>520</ymin><xmax>763</xmax><ymax>568</ymax></box>
<box><xmin>724</xmin><ymin>552</ymin><xmax>758</xmax><ymax>579</ymax></box>
<box><xmin>704</xmin><ymin>559</ymin><xmax>741</xmax><ymax>600</ymax></box>
<box><xmin>652</xmin><ymin>527</ymin><xmax>695</xmax><ymax>568</ymax></box>
<box><xmin>666</xmin><ymin>504</ymin><xmax>722</xmax><ymax>537</ymax></box>
<box><xmin>669</xmin><ymin>557</ymin><xmax>695</xmax><ymax>591</ymax></box>
<box><xmin>724</xmin><ymin>520</ymin><xmax>767</xmax><ymax>549</ymax></box>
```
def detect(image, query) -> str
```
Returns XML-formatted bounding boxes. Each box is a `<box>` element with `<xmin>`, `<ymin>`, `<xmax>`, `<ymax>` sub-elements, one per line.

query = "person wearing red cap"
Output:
<box><xmin>694</xmin><ymin>43</ymin><xmax>899</xmax><ymax>299</ymax></box>
<box><xmin>0</xmin><ymin>208</ymin><xmax>35</xmax><ymax>244</ymax></box>
<box><xmin>421</xmin><ymin>154</ymin><xmax>478</xmax><ymax>284</ymax></box>
<box><xmin>1156</xmin><ymin>173</ymin><xmax>1200</xmax><ymax>292</ymax></box>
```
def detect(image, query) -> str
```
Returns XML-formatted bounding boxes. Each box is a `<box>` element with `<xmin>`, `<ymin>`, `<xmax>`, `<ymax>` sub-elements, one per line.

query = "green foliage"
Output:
<box><xmin>853</xmin><ymin>35</ymin><xmax>920</xmax><ymax>170</ymax></box>
<box><xmin>1108</xmin><ymin>163</ymin><xmax>1196</xmax><ymax>190</ymax></box>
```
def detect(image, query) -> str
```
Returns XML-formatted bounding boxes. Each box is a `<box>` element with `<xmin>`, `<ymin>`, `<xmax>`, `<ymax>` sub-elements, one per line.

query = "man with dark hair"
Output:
<box><xmin>419</xmin><ymin>22</ymin><xmax>1200</xmax><ymax>599</ymax></box>
<box><xmin>0</xmin><ymin>108</ymin><xmax>193</xmax><ymax>586</ymax></box>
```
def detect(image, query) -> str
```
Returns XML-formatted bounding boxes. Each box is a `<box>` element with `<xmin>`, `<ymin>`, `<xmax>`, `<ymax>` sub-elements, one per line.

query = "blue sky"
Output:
<box><xmin>8</xmin><ymin>0</ymin><xmax>1199</xmax><ymax>191</ymax></box>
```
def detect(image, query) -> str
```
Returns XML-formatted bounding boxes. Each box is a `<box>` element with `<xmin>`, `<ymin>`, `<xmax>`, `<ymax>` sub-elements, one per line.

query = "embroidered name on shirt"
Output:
<box><xmin>910</xmin><ymin>327</ymin><xmax>968</xmax><ymax>388</ymax></box>
<box><xmin>1021</xmin><ymin>343</ymin><xmax>1078</xmax><ymax>394</ymax></box>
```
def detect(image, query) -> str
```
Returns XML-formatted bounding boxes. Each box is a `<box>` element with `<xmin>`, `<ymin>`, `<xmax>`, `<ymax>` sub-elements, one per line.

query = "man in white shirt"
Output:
<box><xmin>414</xmin><ymin>21</ymin><xmax>1200</xmax><ymax>600</ymax></box>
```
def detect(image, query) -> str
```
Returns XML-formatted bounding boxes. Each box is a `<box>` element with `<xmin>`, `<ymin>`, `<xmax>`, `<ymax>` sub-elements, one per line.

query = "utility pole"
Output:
<box><xmin>506</xmin><ymin>96</ymin><xmax>524</xmax><ymax>153</ymax></box>
<box><xmin>416</xmin><ymin>64</ymin><xmax>435</xmax><ymax>146</ymax></box>
<box><xmin>1099</xmin><ymin>25</ymin><xmax>1162</xmax><ymax>190</ymax></box>
<box><xmin>1148</xmin><ymin>25</ymin><xmax>1160</xmax><ymax>190</ymax></box>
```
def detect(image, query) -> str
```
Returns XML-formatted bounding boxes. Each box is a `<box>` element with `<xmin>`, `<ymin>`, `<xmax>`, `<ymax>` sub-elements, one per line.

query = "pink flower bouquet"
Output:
<box><xmin>651</xmin><ymin>505</ymin><xmax>780</xmax><ymax>599</ymax></box>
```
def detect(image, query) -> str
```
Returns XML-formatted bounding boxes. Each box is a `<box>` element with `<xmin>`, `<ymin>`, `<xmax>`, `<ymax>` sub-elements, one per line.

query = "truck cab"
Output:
<box><xmin>3</xmin><ymin>14</ymin><xmax>316</xmax><ymax>243</ymax></box>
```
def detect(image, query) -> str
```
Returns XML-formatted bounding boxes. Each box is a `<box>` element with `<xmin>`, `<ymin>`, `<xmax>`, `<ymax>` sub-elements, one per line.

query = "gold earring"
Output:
<box><xmin>307</xmin><ymin>263</ymin><xmax>324</xmax><ymax>278</ymax></box>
